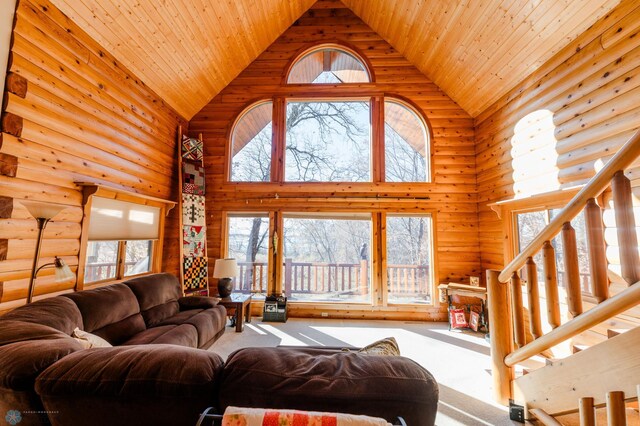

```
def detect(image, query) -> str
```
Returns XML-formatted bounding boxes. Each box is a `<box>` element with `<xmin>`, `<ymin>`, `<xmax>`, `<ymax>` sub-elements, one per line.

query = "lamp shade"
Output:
<box><xmin>213</xmin><ymin>258</ymin><xmax>238</xmax><ymax>278</ymax></box>
<box><xmin>53</xmin><ymin>257</ymin><xmax>75</xmax><ymax>282</ymax></box>
<box><xmin>20</xmin><ymin>200</ymin><xmax>67</xmax><ymax>220</ymax></box>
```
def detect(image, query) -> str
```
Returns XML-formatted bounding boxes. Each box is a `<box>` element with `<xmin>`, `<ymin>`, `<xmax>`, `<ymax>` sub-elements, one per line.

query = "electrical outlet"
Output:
<box><xmin>321</xmin><ymin>312</ymin><xmax>328</xmax><ymax>317</ymax></box>
<box><xmin>509</xmin><ymin>400</ymin><xmax>525</xmax><ymax>423</ymax></box>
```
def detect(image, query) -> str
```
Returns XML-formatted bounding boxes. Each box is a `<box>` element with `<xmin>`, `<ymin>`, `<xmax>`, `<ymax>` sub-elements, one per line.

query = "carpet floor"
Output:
<box><xmin>208</xmin><ymin>317</ymin><xmax>523</xmax><ymax>426</ymax></box>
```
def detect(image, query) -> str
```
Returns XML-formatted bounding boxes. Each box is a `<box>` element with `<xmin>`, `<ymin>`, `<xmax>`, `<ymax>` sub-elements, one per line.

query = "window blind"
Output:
<box><xmin>88</xmin><ymin>197</ymin><xmax>160</xmax><ymax>241</ymax></box>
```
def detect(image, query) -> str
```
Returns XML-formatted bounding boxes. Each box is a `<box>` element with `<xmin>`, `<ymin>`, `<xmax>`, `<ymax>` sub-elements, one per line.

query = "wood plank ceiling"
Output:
<box><xmin>49</xmin><ymin>0</ymin><xmax>621</xmax><ymax>119</ymax></box>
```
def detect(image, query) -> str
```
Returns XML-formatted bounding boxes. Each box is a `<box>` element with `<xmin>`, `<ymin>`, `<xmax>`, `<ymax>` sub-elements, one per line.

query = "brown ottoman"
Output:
<box><xmin>218</xmin><ymin>347</ymin><xmax>438</xmax><ymax>426</ymax></box>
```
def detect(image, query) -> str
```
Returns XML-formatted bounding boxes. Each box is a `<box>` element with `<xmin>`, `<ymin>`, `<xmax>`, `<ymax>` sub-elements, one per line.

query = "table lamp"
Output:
<box><xmin>213</xmin><ymin>258</ymin><xmax>238</xmax><ymax>298</ymax></box>
<box><xmin>21</xmin><ymin>200</ymin><xmax>75</xmax><ymax>303</ymax></box>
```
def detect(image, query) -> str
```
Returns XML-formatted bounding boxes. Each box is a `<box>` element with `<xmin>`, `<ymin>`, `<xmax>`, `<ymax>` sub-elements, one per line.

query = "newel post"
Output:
<box><xmin>487</xmin><ymin>269</ymin><xmax>514</xmax><ymax>405</ymax></box>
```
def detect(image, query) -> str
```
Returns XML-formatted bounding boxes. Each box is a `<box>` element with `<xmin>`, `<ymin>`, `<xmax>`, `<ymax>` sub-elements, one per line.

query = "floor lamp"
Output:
<box><xmin>21</xmin><ymin>200</ymin><xmax>75</xmax><ymax>303</ymax></box>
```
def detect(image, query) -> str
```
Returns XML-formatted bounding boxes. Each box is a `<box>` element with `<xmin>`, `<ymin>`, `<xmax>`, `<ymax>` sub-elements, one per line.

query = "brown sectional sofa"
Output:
<box><xmin>0</xmin><ymin>273</ymin><xmax>226</xmax><ymax>425</ymax></box>
<box><xmin>0</xmin><ymin>273</ymin><xmax>439</xmax><ymax>426</ymax></box>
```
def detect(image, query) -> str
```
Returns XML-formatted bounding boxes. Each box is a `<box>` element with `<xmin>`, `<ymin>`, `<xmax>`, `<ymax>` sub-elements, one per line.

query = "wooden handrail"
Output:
<box><xmin>498</xmin><ymin>128</ymin><xmax>640</xmax><ymax>283</ymax></box>
<box><xmin>529</xmin><ymin>408</ymin><xmax>563</xmax><ymax>426</ymax></box>
<box><xmin>504</xmin><ymin>280</ymin><xmax>640</xmax><ymax>366</ymax></box>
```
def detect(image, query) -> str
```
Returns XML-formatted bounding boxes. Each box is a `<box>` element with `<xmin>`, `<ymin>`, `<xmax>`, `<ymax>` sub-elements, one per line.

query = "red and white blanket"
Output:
<box><xmin>221</xmin><ymin>406</ymin><xmax>392</xmax><ymax>426</ymax></box>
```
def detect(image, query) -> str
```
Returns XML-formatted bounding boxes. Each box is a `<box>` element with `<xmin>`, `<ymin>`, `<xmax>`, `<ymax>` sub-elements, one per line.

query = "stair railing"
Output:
<box><xmin>487</xmin><ymin>128</ymin><xmax>640</xmax><ymax>405</ymax></box>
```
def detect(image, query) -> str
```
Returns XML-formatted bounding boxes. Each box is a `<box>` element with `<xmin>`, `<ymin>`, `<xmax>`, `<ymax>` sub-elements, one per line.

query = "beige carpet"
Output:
<box><xmin>209</xmin><ymin>317</ymin><xmax>523</xmax><ymax>426</ymax></box>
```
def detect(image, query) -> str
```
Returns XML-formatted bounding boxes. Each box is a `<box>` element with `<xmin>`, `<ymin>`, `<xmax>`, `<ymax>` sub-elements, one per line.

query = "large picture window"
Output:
<box><xmin>285</xmin><ymin>100</ymin><xmax>371</xmax><ymax>182</ymax></box>
<box><xmin>283</xmin><ymin>213</ymin><xmax>371</xmax><ymax>302</ymax></box>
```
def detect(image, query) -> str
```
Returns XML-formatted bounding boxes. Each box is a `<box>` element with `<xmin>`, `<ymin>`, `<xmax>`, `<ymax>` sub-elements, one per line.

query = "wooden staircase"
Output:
<box><xmin>487</xmin><ymin>128</ymin><xmax>640</xmax><ymax>422</ymax></box>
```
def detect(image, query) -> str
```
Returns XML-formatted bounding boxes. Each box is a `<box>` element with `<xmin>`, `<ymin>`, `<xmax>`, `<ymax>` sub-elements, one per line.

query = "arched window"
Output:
<box><xmin>287</xmin><ymin>45</ymin><xmax>370</xmax><ymax>84</ymax></box>
<box><xmin>384</xmin><ymin>99</ymin><xmax>431</xmax><ymax>182</ymax></box>
<box><xmin>230</xmin><ymin>101</ymin><xmax>272</xmax><ymax>182</ymax></box>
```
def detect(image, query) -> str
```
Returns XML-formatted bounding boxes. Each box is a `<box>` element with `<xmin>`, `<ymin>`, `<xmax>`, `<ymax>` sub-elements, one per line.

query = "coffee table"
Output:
<box><xmin>218</xmin><ymin>294</ymin><xmax>252</xmax><ymax>332</ymax></box>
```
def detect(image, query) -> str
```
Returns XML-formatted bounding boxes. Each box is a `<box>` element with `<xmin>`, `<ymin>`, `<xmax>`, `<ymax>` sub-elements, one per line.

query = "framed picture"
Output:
<box><xmin>449</xmin><ymin>308</ymin><xmax>468</xmax><ymax>329</ymax></box>
<box><xmin>469</xmin><ymin>311</ymin><xmax>480</xmax><ymax>332</ymax></box>
<box><xmin>470</xmin><ymin>276</ymin><xmax>480</xmax><ymax>286</ymax></box>
<box><xmin>264</xmin><ymin>303</ymin><xmax>277</xmax><ymax>313</ymax></box>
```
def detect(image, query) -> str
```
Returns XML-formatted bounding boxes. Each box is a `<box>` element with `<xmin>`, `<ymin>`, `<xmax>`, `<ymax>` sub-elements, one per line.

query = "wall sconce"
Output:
<box><xmin>21</xmin><ymin>200</ymin><xmax>75</xmax><ymax>303</ymax></box>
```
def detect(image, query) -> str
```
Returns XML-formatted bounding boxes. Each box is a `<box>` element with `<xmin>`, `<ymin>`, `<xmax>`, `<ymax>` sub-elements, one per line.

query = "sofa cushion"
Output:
<box><xmin>157</xmin><ymin>309</ymin><xmax>203</xmax><ymax>326</ymax></box>
<box><xmin>124</xmin><ymin>273</ymin><xmax>181</xmax><ymax>327</ymax></box>
<box><xmin>121</xmin><ymin>324</ymin><xmax>198</xmax><ymax>348</ymax></box>
<box><xmin>0</xmin><ymin>297</ymin><xmax>83</xmax><ymax>335</ymax></box>
<box><xmin>185</xmin><ymin>307</ymin><xmax>227</xmax><ymax>349</ymax></box>
<box><xmin>219</xmin><ymin>347</ymin><xmax>439</xmax><ymax>426</ymax></box>
<box><xmin>63</xmin><ymin>283</ymin><xmax>145</xmax><ymax>345</ymax></box>
<box><xmin>35</xmin><ymin>345</ymin><xmax>224</xmax><ymax>426</ymax></box>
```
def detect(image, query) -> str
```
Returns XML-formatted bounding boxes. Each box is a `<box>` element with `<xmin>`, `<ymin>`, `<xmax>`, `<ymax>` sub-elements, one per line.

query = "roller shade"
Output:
<box><xmin>89</xmin><ymin>197</ymin><xmax>161</xmax><ymax>241</ymax></box>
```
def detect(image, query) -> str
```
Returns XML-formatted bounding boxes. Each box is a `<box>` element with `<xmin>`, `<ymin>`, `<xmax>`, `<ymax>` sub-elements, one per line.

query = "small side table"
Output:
<box><xmin>218</xmin><ymin>294</ymin><xmax>252</xmax><ymax>332</ymax></box>
<box><xmin>438</xmin><ymin>283</ymin><xmax>488</xmax><ymax>332</ymax></box>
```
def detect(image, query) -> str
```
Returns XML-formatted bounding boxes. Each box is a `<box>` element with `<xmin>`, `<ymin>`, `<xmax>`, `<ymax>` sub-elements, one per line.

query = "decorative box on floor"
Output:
<box><xmin>263</xmin><ymin>295</ymin><xmax>287</xmax><ymax>322</ymax></box>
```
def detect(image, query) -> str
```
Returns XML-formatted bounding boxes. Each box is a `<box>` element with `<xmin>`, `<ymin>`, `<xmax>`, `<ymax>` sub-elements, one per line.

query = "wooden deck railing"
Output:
<box><xmin>85</xmin><ymin>261</ymin><xmax>136</xmax><ymax>282</ymax></box>
<box><xmin>235</xmin><ymin>259</ymin><xmax>430</xmax><ymax>298</ymax></box>
<box><xmin>487</xmin><ymin>128</ymin><xmax>640</xmax><ymax>406</ymax></box>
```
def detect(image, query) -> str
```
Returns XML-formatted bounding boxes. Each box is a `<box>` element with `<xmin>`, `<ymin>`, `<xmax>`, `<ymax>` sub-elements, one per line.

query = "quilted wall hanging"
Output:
<box><xmin>178</xmin><ymin>127</ymin><xmax>209</xmax><ymax>296</ymax></box>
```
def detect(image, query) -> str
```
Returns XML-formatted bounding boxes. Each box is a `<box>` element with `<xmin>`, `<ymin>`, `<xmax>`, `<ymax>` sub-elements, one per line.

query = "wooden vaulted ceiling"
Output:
<box><xmin>49</xmin><ymin>0</ymin><xmax>621</xmax><ymax>119</ymax></box>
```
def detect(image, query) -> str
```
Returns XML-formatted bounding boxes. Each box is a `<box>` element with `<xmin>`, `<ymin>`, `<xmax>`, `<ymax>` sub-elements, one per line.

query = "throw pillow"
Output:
<box><xmin>357</xmin><ymin>337</ymin><xmax>401</xmax><ymax>356</ymax></box>
<box><xmin>449</xmin><ymin>308</ymin><xmax>468</xmax><ymax>329</ymax></box>
<box><xmin>72</xmin><ymin>327</ymin><xmax>112</xmax><ymax>349</ymax></box>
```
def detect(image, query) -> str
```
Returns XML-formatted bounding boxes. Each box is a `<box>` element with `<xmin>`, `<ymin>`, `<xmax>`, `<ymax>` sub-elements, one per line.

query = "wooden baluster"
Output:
<box><xmin>612</xmin><ymin>171</ymin><xmax>640</xmax><ymax>286</ymax></box>
<box><xmin>562</xmin><ymin>222</ymin><xmax>584</xmax><ymax>317</ymax></box>
<box><xmin>511</xmin><ymin>271</ymin><xmax>525</xmax><ymax>348</ymax></box>
<box><xmin>542</xmin><ymin>241</ymin><xmax>561</xmax><ymax>329</ymax></box>
<box><xmin>487</xmin><ymin>270</ymin><xmax>514</xmax><ymax>405</ymax></box>
<box><xmin>606</xmin><ymin>391</ymin><xmax>626</xmax><ymax>426</ymax></box>
<box><xmin>252</xmin><ymin>265</ymin><xmax>257</xmax><ymax>292</ymax></box>
<box><xmin>585</xmin><ymin>198</ymin><xmax>609</xmax><ymax>302</ymax></box>
<box><xmin>525</xmin><ymin>257</ymin><xmax>543</xmax><ymax>339</ymax></box>
<box><xmin>579</xmin><ymin>397</ymin><xmax>595</xmax><ymax>426</ymax></box>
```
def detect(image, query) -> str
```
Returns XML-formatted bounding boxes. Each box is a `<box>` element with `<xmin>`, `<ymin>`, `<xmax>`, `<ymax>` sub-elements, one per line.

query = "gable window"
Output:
<box><xmin>384</xmin><ymin>99</ymin><xmax>430</xmax><ymax>182</ymax></box>
<box><xmin>230</xmin><ymin>101</ymin><xmax>273</xmax><ymax>182</ymax></box>
<box><xmin>285</xmin><ymin>100</ymin><xmax>371</xmax><ymax>182</ymax></box>
<box><xmin>287</xmin><ymin>46</ymin><xmax>370</xmax><ymax>84</ymax></box>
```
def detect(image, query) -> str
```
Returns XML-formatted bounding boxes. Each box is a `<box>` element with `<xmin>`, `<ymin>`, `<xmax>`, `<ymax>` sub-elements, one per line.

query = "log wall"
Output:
<box><xmin>0</xmin><ymin>0</ymin><xmax>186</xmax><ymax>311</ymax></box>
<box><xmin>476</xmin><ymin>2</ymin><xmax>640</xmax><ymax>272</ymax></box>
<box><xmin>190</xmin><ymin>0</ymin><xmax>479</xmax><ymax>320</ymax></box>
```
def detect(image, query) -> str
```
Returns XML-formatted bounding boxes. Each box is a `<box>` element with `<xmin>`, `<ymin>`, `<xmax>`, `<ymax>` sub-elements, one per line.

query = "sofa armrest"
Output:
<box><xmin>178</xmin><ymin>296</ymin><xmax>220</xmax><ymax>310</ymax></box>
<box><xmin>35</xmin><ymin>345</ymin><xmax>224</xmax><ymax>426</ymax></box>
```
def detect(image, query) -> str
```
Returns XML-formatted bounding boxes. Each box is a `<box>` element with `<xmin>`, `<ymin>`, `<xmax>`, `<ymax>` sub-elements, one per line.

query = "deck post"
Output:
<box><xmin>487</xmin><ymin>269</ymin><xmax>514</xmax><ymax>405</ymax></box>
<box><xmin>284</xmin><ymin>258</ymin><xmax>293</xmax><ymax>298</ymax></box>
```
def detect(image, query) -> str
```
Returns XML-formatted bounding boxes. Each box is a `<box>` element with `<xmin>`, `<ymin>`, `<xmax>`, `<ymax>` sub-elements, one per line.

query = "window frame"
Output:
<box><xmin>77</xmin><ymin>183</ymin><xmax>175</xmax><ymax>289</ymax></box>
<box><xmin>282</xmin><ymin>42</ymin><xmax>375</xmax><ymax>85</ymax></box>
<box><xmin>489</xmin><ymin>186</ymin><xmax>596</xmax><ymax>299</ymax></box>
<box><xmin>226</xmin><ymin>95</ymin><xmax>433</xmax><ymax>185</ymax></box>
<box><xmin>283</xmin><ymin>96</ymin><xmax>374</xmax><ymax>184</ymax></box>
<box><xmin>220</xmin><ymin>207</ymin><xmax>438</xmax><ymax>309</ymax></box>
<box><xmin>83</xmin><ymin>239</ymin><xmax>156</xmax><ymax>285</ymax></box>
